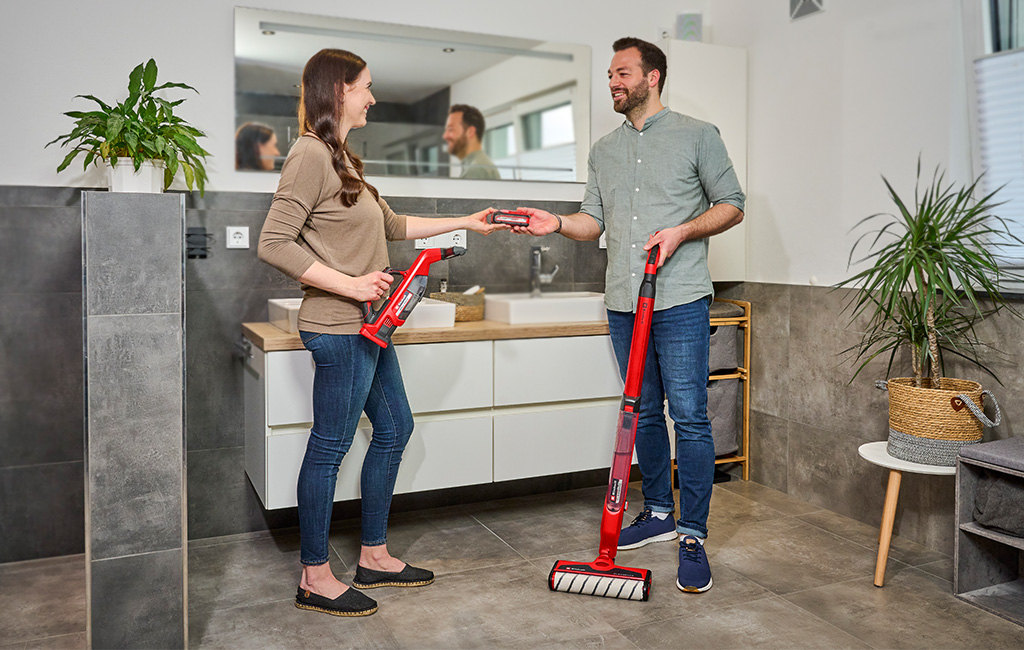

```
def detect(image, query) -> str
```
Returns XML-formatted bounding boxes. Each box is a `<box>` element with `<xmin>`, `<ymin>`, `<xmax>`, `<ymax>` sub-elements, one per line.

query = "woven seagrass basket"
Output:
<box><xmin>881</xmin><ymin>377</ymin><xmax>1000</xmax><ymax>466</ymax></box>
<box><xmin>428</xmin><ymin>291</ymin><xmax>484</xmax><ymax>321</ymax></box>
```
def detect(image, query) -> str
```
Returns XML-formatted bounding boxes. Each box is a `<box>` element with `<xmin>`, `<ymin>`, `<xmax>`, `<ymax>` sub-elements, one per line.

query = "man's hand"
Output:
<box><xmin>509</xmin><ymin>207</ymin><xmax>560</xmax><ymax>236</ymax></box>
<box><xmin>643</xmin><ymin>226</ymin><xmax>686</xmax><ymax>268</ymax></box>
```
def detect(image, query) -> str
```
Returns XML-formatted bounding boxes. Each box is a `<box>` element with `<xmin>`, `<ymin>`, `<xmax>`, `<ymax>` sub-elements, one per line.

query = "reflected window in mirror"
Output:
<box><xmin>234</xmin><ymin>7</ymin><xmax>590</xmax><ymax>182</ymax></box>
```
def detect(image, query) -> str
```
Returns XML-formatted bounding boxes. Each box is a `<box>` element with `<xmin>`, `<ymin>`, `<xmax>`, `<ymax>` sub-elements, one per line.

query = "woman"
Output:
<box><xmin>257</xmin><ymin>49</ymin><xmax>505</xmax><ymax>617</ymax></box>
<box><xmin>235</xmin><ymin>122</ymin><xmax>280</xmax><ymax>171</ymax></box>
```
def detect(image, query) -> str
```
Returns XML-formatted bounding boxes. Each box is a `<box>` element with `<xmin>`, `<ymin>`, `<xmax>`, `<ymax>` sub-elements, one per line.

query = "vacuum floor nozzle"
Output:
<box><xmin>548</xmin><ymin>560</ymin><xmax>651</xmax><ymax>601</ymax></box>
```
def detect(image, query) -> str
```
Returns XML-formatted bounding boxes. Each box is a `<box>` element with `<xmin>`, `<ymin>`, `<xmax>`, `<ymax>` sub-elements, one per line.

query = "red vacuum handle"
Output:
<box><xmin>622</xmin><ymin>245</ymin><xmax>660</xmax><ymax>408</ymax></box>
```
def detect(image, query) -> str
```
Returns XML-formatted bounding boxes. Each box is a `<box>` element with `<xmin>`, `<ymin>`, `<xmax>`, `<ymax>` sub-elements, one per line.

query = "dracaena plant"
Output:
<box><xmin>46</xmin><ymin>59</ymin><xmax>210</xmax><ymax>194</ymax></box>
<box><xmin>837</xmin><ymin>159</ymin><xmax>1024</xmax><ymax>387</ymax></box>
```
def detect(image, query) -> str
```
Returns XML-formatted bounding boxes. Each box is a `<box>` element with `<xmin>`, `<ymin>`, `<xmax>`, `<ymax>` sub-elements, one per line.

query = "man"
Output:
<box><xmin>515</xmin><ymin>37</ymin><xmax>744</xmax><ymax>594</ymax></box>
<box><xmin>443</xmin><ymin>104</ymin><xmax>501</xmax><ymax>180</ymax></box>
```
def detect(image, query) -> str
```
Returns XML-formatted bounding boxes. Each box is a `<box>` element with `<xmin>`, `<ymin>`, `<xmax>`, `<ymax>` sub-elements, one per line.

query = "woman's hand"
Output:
<box><xmin>464</xmin><ymin>208</ymin><xmax>510</xmax><ymax>236</ymax></box>
<box><xmin>348</xmin><ymin>271</ymin><xmax>394</xmax><ymax>302</ymax></box>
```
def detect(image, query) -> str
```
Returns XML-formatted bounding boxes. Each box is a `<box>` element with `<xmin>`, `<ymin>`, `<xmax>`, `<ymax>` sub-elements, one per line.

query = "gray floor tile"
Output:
<box><xmin>783</xmin><ymin>567</ymin><xmax>1024</xmax><ymax>649</ymax></box>
<box><xmin>370</xmin><ymin>560</ymin><xmax>625</xmax><ymax>649</ymax></box>
<box><xmin>797</xmin><ymin>508</ymin><xmax>948</xmax><ymax>567</ymax></box>
<box><xmin>622</xmin><ymin>595</ymin><xmax>872</xmax><ymax>649</ymax></box>
<box><xmin>0</xmin><ymin>555</ymin><xmax>85</xmax><ymax>646</ymax></box>
<box><xmin>715</xmin><ymin>478</ymin><xmax>822</xmax><ymax>517</ymax></box>
<box><xmin>327</xmin><ymin>510</ymin><xmax>525</xmax><ymax>577</ymax></box>
<box><xmin>916</xmin><ymin>557</ymin><xmax>954</xmax><ymax>583</ymax></box>
<box><xmin>531</xmin><ymin>548</ymin><xmax>773</xmax><ymax>630</ymax></box>
<box><xmin>189</xmin><ymin>597</ymin><xmax>400</xmax><ymax>649</ymax></box>
<box><xmin>188</xmin><ymin>531</ymin><xmax>302</xmax><ymax>615</ymax></box>
<box><xmin>707</xmin><ymin>484</ymin><xmax>792</xmax><ymax>530</ymax></box>
<box><xmin>709</xmin><ymin>517</ymin><xmax>879</xmax><ymax>594</ymax></box>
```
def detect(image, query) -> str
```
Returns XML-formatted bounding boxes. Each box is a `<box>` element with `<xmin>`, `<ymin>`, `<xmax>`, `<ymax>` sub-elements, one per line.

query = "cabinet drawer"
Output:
<box><xmin>266</xmin><ymin>350</ymin><xmax>314</xmax><ymax>427</ymax></box>
<box><xmin>396</xmin><ymin>340</ymin><xmax>493</xmax><ymax>413</ymax></box>
<box><xmin>494</xmin><ymin>336</ymin><xmax>621</xmax><ymax>406</ymax></box>
<box><xmin>493</xmin><ymin>401</ymin><xmax>620</xmax><ymax>481</ymax></box>
<box><xmin>262</xmin><ymin>415</ymin><xmax>493</xmax><ymax>509</ymax></box>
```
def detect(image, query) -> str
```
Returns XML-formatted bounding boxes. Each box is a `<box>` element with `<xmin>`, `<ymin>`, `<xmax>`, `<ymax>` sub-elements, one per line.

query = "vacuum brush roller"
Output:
<box><xmin>548</xmin><ymin>561</ymin><xmax>651</xmax><ymax>601</ymax></box>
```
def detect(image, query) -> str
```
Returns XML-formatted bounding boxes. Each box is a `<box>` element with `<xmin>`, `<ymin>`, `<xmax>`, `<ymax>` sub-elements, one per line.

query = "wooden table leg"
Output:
<box><xmin>874</xmin><ymin>469</ymin><xmax>902</xmax><ymax>587</ymax></box>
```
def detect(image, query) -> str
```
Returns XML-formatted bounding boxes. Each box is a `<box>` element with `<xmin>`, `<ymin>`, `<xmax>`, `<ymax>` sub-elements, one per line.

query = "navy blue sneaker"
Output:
<box><xmin>617</xmin><ymin>508</ymin><xmax>677</xmax><ymax>550</ymax></box>
<box><xmin>677</xmin><ymin>535</ymin><xmax>712</xmax><ymax>593</ymax></box>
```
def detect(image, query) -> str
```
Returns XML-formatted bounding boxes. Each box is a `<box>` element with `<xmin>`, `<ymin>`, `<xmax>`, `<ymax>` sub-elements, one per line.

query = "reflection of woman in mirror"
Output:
<box><xmin>235</xmin><ymin>122</ymin><xmax>279</xmax><ymax>170</ymax></box>
<box><xmin>257</xmin><ymin>48</ymin><xmax>506</xmax><ymax>618</ymax></box>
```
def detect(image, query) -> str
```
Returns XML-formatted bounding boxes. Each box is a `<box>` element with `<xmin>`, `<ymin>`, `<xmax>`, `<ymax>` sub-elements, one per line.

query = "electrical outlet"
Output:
<box><xmin>450</xmin><ymin>229</ymin><xmax>466</xmax><ymax>248</ymax></box>
<box><xmin>226</xmin><ymin>226</ymin><xmax>249</xmax><ymax>249</ymax></box>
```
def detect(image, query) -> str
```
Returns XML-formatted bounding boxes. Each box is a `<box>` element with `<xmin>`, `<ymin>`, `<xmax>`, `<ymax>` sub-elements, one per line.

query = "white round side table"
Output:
<box><xmin>857</xmin><ymin>441</ymin><xmax>955</xmax><ymax>587</ymax></box>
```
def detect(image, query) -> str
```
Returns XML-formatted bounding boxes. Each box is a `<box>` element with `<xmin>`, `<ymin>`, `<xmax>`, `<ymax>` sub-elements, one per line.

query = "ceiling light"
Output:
<box><xmin>262</xmin><ymin>30</ymin><xmax>276</xmax><ymax>35</ymax></box>
<box><xmin>443</xmin><ymin>47</ymin><xmax>455</xmax><ymax>53</ymax></box>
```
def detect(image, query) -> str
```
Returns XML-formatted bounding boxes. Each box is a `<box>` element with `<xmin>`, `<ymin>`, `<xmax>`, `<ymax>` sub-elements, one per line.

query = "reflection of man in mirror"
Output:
<box><xmin>443</xmin><ymin>104</ymin><xmax>501</xmax><ymax>180</ymax></box>
<box><xmin>235</xmin><ymin>122</ymin><xmax>280</xmax><ymax>171</ymax></box>
<box><xmin>513</xmin><ymin>37</ymin><xmax>745</xmax><ymax>597</ymax></box>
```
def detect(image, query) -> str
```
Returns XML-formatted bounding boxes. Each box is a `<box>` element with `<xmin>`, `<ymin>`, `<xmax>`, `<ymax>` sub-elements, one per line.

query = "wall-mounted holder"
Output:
<box><xmin>186</xmin><ymin>226</ymin><xmax>212</xmax><ymax>259</ymax></box>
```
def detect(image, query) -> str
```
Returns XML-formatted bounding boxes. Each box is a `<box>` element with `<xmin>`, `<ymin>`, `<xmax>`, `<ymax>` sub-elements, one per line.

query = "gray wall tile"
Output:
<box><xmin>186</xmin><ymin>288</ymin><xmax>300</xmax><ymax>451</ymax></box>
<box><xmin>187</xmin><ymin>446</ymin><xmax>297</xmax><ymax>539</ymax></box>
<box><xmin>0</xmin><ymin>206</ymin><xmax>82</xmax><ymax>294</ymax></box>
<box><xmin>0</xmin><ymin>293</ymin><xmax>83</xmax><ymax>468</ymax></box>
<box><xmin>83</xmin><ymin>192</ymin><xmax>184</xmax><ymax>316</ymax></box>
<box><xmin>90</xmin><ymin>549</ymin><xmax>184</xmax><ymax>649</ymax></box>
<box><xmin>86</xmin><ymin>313</ymin><xmax>183</xmax><ymax>560</ymax></box>
<box><xmin>0</xmin><ymin>462</ymin><xmax>84</xmax><ymax>563</ymax></box>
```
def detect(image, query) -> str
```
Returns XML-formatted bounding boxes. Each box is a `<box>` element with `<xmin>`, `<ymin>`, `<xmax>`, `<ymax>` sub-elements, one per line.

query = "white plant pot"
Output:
<box><xmin>108</xmin><ymin>159</ymin><xmax>164</xmax><ymax>193</ymax></box>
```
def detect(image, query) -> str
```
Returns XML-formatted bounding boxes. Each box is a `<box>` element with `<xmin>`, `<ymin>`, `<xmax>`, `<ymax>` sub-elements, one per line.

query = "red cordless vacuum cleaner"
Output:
<box><xmin>360</xmin><ymin>246</ymin><xmax>465</xmax><ymax>348</ymax></box>
<box><xmin>548</xmin><ymin>244</ymin><xmax>661</xmax><ymax>602</ymax></box>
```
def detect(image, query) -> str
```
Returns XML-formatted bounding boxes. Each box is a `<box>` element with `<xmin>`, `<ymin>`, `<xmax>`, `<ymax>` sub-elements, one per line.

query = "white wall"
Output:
<box><xmin>705</xmin><ymin>0</ymin><xmax>973</xmax><ymax>286</ymax></box>
<box><xmin>0</xmin><ymin>0</ymin><xmax>706</xmax><ymax>201</ymax></box>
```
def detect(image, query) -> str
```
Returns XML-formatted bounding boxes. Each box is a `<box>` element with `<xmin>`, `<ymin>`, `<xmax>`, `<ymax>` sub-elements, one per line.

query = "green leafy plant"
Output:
<box><xmin>46</xmin><ymin>59</ymin><xmax>210</xmax><ymax>194</ymax></box>
<box><xmin>837</xmin><ymin>159</ymin><xmax>1024</xmax><ymax>386</ymax></box>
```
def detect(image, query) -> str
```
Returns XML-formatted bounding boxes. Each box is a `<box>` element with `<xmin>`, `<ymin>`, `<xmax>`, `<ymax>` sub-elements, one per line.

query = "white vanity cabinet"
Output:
<box><xmin>243</xmin><ymin>330</ymin><xmax>622</xmax><ymax>510</ymax></box>
<box><xmin>492</xmin><ymin>336</ymin><xmax>623</xmax><ymax>481</ymax></box>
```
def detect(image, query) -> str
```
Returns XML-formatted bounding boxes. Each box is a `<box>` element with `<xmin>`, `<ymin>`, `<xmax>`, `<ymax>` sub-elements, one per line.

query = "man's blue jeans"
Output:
<box><xmin>606</xmin><ymin>298</ymin><xmax>714</xmax><ymax>538</ymax></box>
<box><xmin>297</xmin><ymin>332</ymin><xmax>415</xmax><ymax>565</ymax></box>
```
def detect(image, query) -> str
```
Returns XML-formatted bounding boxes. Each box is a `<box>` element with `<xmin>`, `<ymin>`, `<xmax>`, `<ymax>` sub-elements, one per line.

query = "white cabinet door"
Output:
<box><xmin>266</xmin><ymin>350</ymin><xmax>314</xmax><ymax>427</ymax></box>
<box><xmin>335</xmin><ymin>415</ymin><xmax>494</xmax><ymax>501</ymax></box>
<box><xmin>494</xmin><ymin>337</ymin><xmax>621</xmax><ymax>406</ymax></box>
<box><xmin>493</xmin><ymin>401</ymin><xmax>620</xmax><ymax>481</ymax></box>
<box><xmin>396</xmin><ymin>341</ymin><xmax>493</xmax><ymax>413</ymax></box>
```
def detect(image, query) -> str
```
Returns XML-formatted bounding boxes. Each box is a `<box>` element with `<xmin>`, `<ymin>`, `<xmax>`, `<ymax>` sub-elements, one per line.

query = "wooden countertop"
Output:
<box><xmin>242</xmin><ymin>319</ymin><xmax>612</xmax><ymax>352</ymax></box>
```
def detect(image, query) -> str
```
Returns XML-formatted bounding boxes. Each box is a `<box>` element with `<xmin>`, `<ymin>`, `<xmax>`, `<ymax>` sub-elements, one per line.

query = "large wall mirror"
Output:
<box><xmin>234</xmin><ymin>7</ymin><xmax>591</xmax><ymax>182</ymax></box>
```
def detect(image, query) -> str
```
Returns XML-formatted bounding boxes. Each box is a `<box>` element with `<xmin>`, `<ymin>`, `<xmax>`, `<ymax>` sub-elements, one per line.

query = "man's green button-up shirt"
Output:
<box><xmin>580</xmin><ymin>108</ymin><xmax>745</xmax><ymax>312</ymax></box>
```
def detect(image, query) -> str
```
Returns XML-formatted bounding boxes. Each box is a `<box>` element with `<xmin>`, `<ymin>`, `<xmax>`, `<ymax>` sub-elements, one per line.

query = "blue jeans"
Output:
<box><xmin>297</xmin><ymin>332</ymin><xmax>415</xmax><ymax>565</ymax></box>
<box><xmin>606</xmin><ymin>298</ymin><xmax>714</xmax><ymax>538</ymax></box>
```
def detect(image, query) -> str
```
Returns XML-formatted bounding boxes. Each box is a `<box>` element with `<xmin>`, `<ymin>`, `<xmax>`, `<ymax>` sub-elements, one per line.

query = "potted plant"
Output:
<box><xmin>46</xmin><ymin>58</ymin><xmax>210</xmax><ymax>194</ymax></box>
<box><xmin>838</xmin><ymin>159</ymin><xmax>1022</xmax><ymax>465</ymax></box>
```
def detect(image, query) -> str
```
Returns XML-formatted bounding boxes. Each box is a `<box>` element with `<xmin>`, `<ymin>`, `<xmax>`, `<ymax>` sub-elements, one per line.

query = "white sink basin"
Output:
<box><xmin>484</xmin><ymin>292</ymin><xmax>606</xmax><ymax>324</ymax></box>
<box><xmin>268</xmin><ymin>298</ymin><xmax>302</xmax><ymax>333</ymax></box>
<box><xmin>403</xmin><ymin>297</ymin><xmax>456</xmax><ymax>329</ymax></box>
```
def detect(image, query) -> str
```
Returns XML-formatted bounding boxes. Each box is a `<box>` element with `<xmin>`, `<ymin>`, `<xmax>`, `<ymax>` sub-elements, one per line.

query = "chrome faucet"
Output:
<box><xmin>530</xmin><ymin>245</ymin><xmax>559</xmax><ymax>297</ymax></box>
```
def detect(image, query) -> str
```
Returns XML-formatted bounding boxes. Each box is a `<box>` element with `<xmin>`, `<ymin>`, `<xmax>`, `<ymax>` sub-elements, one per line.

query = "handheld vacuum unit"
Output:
<box><xmin>548</xmin><ymin>244</ymin><xmax>661</xmax><ymax>601</ymax></box>
<box><xmin>360</xmin><ymin>246</ymin><xmax>465</xmax><ymax>348</ymax></box>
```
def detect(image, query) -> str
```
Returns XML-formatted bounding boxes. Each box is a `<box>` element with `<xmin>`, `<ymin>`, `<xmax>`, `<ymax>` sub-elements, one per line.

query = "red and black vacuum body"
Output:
<box><xmin>359</xmin><ymin>246</ymin><xmax>465</xmax><ymax>348</ymax></box>
<box><xmin>549</xmin><ymin>245</ymin><xmax>660</xmax><ymax>601</ymax></box>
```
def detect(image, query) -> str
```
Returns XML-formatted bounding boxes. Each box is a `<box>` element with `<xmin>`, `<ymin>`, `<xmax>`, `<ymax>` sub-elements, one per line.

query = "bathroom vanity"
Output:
<box><xmin>241</xmin><ymin>300</ymin><xmax>750</xmax><ymax>510</ymax></box>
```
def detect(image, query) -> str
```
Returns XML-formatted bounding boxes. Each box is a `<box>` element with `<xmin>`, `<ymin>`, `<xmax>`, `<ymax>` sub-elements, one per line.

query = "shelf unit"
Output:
<box><xmin>955</xmin><ymin>454</ymin><xmax>1024</xmax><ymax>625</ymax></box>
<box><xmin>710</xmin><ymin>299</ymin><xmax>751</xmax><ymax>480</ymax></box>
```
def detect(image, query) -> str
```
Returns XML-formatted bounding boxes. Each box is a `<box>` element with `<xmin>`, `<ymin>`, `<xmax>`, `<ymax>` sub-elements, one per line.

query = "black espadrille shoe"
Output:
<box><xmin>352</xmin><ymin>564</ymin><xmax>434</xmax><ymax>589</ymax></box>
<box><xmin>294</xmin><ymin>586</ymin><xmax>378</xmax><ymax>616</ymax></box>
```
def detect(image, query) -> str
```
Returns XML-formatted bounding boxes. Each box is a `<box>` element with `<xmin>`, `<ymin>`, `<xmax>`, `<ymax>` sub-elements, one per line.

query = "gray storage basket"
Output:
<box><xmin>707</xmin><ymin>377</ymin><xmax>741</xmax><ymax>456</ymax></box>
<box><xmin>708</xmin><ymin>324</ymin><xmax>741</xmax><ymax>373</ymax></box>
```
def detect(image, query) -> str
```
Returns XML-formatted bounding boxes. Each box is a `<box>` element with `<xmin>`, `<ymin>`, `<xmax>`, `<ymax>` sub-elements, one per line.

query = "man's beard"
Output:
<box><xmin>613</xmin><ymin>81</ymin><xmax>650</xmax><ymax>118</ymax></box>
<box><xmin>449</xmin><ymin>134</ymin><xmax>469</xmax><ymax>159</ymax></box>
